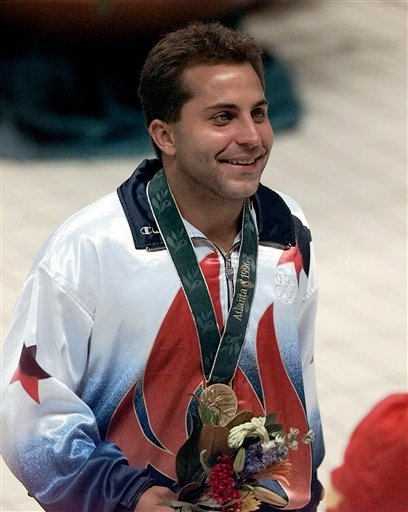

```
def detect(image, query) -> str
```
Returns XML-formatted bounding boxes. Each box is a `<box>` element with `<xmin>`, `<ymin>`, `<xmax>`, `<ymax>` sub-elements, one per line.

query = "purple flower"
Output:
<box><xmin>262</xmin><ymin>444</ymin><xmax>288</xmax><ymax>466</ymax></box>
<box><xmin>239</xmin><ymin>442</ymin><xmax>264</xmax><ymax>479</ymax></box>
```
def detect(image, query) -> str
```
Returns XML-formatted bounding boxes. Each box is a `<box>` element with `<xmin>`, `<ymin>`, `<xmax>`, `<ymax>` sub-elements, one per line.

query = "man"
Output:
<box><xmin>1</xmin><ymin>23</ymin><xmax>324</xmax><ymax>512</ymax></box>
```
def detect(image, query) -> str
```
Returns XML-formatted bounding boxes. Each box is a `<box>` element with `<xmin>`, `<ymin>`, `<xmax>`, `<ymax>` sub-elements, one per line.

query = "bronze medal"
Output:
<box><xmin>199</xmin><ymin>384</ymin><xmax>238</xmax><ymax>426</ymax></box>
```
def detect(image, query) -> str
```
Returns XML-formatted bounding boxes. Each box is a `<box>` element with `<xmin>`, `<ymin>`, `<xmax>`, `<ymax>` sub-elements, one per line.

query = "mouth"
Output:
<box><xmin>220</xmin><ymin>154</ymin><xmax>264</xmax><ymax>167</ymax></box>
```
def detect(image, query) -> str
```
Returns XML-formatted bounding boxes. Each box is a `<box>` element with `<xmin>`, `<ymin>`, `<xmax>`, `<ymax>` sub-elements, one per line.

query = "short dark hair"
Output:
<box><xmin>138</xmin><ymin>22</ymin><xmax>265</xmax><ymax>132</ymax></box>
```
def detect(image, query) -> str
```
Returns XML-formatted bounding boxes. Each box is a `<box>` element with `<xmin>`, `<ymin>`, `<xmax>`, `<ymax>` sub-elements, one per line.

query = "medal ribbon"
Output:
<box><xmin>147</xmin><ymin>169</ymin><xmax>258</xmax><ymax>385</ymax></box>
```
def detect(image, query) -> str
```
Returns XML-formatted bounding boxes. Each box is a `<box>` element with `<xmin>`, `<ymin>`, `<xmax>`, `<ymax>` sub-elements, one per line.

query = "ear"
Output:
<box><xmin>148</xmin><ymin>120</ymin><xmax>176</xmax><ymax>156</ymax></box>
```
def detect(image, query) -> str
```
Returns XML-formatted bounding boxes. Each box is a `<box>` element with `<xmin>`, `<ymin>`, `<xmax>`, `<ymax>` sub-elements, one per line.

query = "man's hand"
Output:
<box><xmin>134</xmin><ymin>485</ymin><xmax>177</xmax><ymax>512</ymax></box>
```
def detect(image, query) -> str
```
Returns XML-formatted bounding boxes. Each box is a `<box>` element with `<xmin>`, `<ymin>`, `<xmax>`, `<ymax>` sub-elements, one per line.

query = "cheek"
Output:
<box><xmin>178</xmin><ymin>124</ymin><xmax>237</xmax><ymax>157</ymax></box>
<box><xmin>193</xmin><ymin>133</ymin><xmax>233</xmax><ymax>158</ymax></box>
<box><xmin>206</xmin><ymin>130</ymin><xmax>237</xmax><ymax>154</ymax></box>
<box><xmin>262</xmin><ymin>124</ymin><xmax>274</xmax><ymax>147</ymax></box>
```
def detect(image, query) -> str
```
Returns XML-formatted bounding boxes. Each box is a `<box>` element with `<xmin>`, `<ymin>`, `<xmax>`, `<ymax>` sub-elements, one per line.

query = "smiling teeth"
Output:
<box><xmin>229</xmin><ymin>159</ymin><xmax>256</xmax><ymax>165</ymax></box>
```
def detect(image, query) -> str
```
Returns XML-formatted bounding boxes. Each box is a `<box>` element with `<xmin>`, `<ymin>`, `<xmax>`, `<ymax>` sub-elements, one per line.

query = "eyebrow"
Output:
<box><xmin>204</xmin><ymin>99</ymin><xmax>269</xmax><ymax>111</ymax></box>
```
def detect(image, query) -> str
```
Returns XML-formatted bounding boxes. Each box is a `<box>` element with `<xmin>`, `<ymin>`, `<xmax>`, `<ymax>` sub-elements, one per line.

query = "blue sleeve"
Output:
<box><xmin>0</xmin><ymin>265</ymin><xmax>155</xmax><ymax>512</ymax></box>
<box><xmin>34</xmin><ymin>443</ymin><xmax>154</xmax><ymax>512</ymax></box>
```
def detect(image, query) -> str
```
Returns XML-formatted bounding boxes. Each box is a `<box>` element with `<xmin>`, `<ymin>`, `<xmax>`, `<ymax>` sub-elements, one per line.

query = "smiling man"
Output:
<box><xmin>1</xmin><ymin>23</ymin><xmax>324</xmax><ymax>512</ymax></box>
<box><xmin>149</xmin><ymin>61</ymin><xmax>272</xmax><ymax>253</ymax></box>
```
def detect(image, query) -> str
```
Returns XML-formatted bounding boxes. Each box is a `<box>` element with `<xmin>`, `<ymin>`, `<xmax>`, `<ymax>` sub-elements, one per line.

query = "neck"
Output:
<box><xmin>165</xmin><ymin>178</ymin><xmax>244</xmax><ymax>253</ymax></box>
<box><xmin>186</xmin><ymin>203</ymin><xmax>244</xmax><ymax>253</ymax></box>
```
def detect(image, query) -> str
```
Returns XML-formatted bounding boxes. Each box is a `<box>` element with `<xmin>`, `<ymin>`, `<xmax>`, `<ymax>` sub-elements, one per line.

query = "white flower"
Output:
<box><xmin>228</xmin><ymin>425</ymin><xmax>249</xmax><ymax>449</ymax></box>
<box><xmin>288</xmin><ymin>427</ymin><xmax>299</xmax><ymax>438</ymax></box>
<box><xmin>250</xmin><ymin>417</ymin><xmax>270</xmax><ymax>443</ymax></box>
<box><xmin>273</xmin><ymin>433</ymin><xmax>286</xmax><ymax>444</ymax></box>
<box><xmin>287</xmin><ymin>427</ymin><xmax>300</xmax><ymax>449</ymax></box>
<box><xmin>302</xmin><ymin>429</ymin><xmax>315</xmax><ymax>444</ymax></box>
<box><xmin>228</xmin><ymin>416</ymin><xmax>269</xmax><ymax>449</ymax></box>
<box><xmin>288</xmin><ymin>439</ymin><xmax>298</xmax><ymax>450</ymax></box>
<box><xmin>261</xmin><ymin>439</ymin><xmax>277</xmax><ymax>451</ymax></box>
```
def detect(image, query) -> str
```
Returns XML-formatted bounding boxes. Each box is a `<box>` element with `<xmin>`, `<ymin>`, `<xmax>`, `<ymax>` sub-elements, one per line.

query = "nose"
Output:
<box><xmin>235</xmin><ymin>117</ymin><xmax>262</xmax><ymax>147</ymax></box>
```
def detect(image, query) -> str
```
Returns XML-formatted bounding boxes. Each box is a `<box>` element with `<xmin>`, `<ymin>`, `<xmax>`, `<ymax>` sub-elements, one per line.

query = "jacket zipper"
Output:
<box><xmin>224</xmin><ymin>251</ymin><xmax>235</xmax><ymax>306</ymax></box>
<box><xmin>192</xmin><ymin>236</ymin><xmax>239</xmax><ymax>310</ymax></box>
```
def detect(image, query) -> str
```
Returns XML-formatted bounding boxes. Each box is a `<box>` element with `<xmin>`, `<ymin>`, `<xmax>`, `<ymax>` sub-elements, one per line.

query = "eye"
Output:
<box><xmin>213</xmin><ymin>112</ymin><xmax>234</xmax><ymax>125</ymax></box>
<box><xmin>252</xmin><ymin>108</ymin><xmax>267</xmax><ymax>122</ymax></box>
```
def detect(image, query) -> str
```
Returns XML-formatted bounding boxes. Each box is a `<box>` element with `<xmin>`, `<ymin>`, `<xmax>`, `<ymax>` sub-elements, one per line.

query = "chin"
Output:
<box><xmin>223</xmin><ymin>185</ymin><xmax>260</xmax><ymax>201</ymax></box>
<box><xmin>235</xmin><ymin>180</ymin><xmax>261</xmax><ymax>198</ymax></box>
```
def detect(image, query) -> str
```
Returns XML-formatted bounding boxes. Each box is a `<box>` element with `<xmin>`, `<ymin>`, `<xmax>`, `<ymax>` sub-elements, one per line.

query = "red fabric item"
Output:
<box><xmin>329</xmin><ymin>393</ymin><xmax>408</xmax><ymax>512</ymax></box>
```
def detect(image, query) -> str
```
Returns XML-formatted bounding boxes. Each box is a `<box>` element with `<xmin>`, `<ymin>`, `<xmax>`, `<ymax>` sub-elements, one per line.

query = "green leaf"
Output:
<box><xmin>176</xmin><ymin>416</ymin><xmax>204</xmax><ymax>487</ymax></box>
<box><xmin>264</xmin><ymin>413</ymin><xmax>278</xmax><ymax>427</ymax></box>
<box><xmin>199</xmin><ymin>450</ymin><xmax>212</xmax><ymax>475</ymax></box>
<box><xmin>178</xmin><ymin>481</ymin><xmax>207</xmax><ymax>505</ymax></box>
<box><xmin>233</xmin><ymin>447</ymin><xmax>246</xmax><ymax>474</ymax></box>
<box><xmin>200</xmin><ymin>403</ymin><xmax>220</xmax><ymax>426</ymax></box>
<box><xmin>267</xmin><ymin>423</ymin><xmax>283</xmax><ymax>434</ymax></box>
<box><xmin>160</xmin><ymin>499</ymin><xmax>194</xmax><ymax>508</ymax></box>
<box><xmin>194</xmin><ymin>497</ymin><xmax>222</xmax><ymax>509</ymax></box>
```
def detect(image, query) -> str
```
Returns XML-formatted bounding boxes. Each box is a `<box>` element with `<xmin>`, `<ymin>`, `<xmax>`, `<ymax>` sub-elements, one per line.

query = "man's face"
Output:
<box><xmin>164</xmin><ymin>62</ymin><xmax>274</xmax><ymax>204</ymax></box>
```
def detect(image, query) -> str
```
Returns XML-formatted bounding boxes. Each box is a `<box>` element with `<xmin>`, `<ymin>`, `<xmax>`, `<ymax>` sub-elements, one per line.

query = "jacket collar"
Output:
<box><xmin>117</xmin><ymin>158</ymin><xmax>296</xmax><ymax>250</ymax></box>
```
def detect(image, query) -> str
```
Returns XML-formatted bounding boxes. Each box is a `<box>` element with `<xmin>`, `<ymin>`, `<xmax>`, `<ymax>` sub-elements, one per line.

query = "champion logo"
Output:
<box><xmin>140</xmin><ymin>226</ymin><xmax>160</xmax><ymax>235</ymax></box>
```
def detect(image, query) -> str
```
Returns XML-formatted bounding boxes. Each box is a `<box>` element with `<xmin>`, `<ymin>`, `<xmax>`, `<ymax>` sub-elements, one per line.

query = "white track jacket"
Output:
<box><xmin>1</xmin><ymin>158</ymin><xmax>324</xmax><ymax>511</ymax></box>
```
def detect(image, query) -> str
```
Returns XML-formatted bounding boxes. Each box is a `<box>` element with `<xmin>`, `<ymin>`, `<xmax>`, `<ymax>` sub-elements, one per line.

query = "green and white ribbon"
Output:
<box><xmin>147</xmin><ymin>169</ymin><xmax>258</xmax><ymax>385</ymax></box>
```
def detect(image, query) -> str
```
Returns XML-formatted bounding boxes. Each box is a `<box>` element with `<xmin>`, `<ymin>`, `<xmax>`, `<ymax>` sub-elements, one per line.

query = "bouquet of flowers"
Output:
<box><xmin>162</xmin><ymin>385</ymin><xmax>314</xmax><ymax>511</ymax></box>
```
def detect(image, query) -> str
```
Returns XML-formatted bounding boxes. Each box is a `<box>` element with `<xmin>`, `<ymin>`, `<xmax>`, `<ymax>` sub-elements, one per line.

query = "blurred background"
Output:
<box><xmin>1</xmin><ymin>1</ymin><xmax>406</xmax><ymax>510</ymax></box>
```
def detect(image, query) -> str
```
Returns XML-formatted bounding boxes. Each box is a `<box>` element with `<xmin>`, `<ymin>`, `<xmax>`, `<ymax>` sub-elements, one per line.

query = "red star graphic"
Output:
<box><xmin>10</xmin><ymin>343</ymin><xmax>51</xmax><ymax>403</ymax></box>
